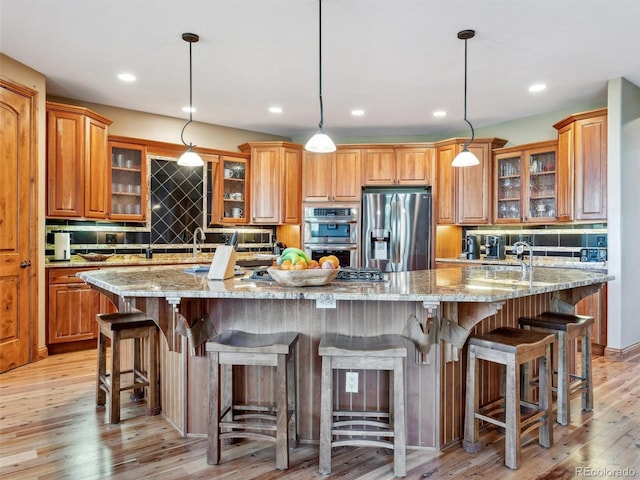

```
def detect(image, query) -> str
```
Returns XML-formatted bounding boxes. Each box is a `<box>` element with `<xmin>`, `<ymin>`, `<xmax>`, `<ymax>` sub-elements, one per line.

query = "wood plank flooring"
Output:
<box><xmin>1</xmin><ymin>349</ymin><xmax>638</xmax><ymax>479</ymax></box>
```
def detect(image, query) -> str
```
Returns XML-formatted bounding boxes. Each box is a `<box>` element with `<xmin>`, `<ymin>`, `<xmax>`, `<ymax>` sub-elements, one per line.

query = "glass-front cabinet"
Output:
<box><xmin>493</xmin><ymin>140</ymin><xmax>558</xmax><ymax>223</ymax></box>
<box><xmin>211</xmin><ymin>155</ymin><xmax>249</xmax><ymax>224</ymax></box>
<box><xmin>109</xmin><ymin>141</ymin><xmax>147</xmax><ymax>221</ymax></box>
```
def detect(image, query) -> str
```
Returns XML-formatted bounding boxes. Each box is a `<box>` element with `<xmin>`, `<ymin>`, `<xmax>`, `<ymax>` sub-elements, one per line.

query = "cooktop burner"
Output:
<box><xmin>246</xmin><ymin>267</ymin><xmax>385</xmax><ymax>283</ymax></box>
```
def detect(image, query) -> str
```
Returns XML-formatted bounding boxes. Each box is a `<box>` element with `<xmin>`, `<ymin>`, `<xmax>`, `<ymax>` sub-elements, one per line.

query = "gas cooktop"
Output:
<box><xmin>245</xmin><ymin>267</ymin><xmax>385</xmax><ymax>283</ymax></box>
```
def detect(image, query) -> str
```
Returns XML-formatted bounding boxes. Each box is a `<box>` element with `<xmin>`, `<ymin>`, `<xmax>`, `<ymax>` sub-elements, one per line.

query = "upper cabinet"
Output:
<box><xmin>109</xmin><ymin>140</ymin><xmax>147</xmax><ymax>221</ymax></box>
<box><xmin>239</xmin><ymin>142</ymin><xmax>302</xmax><ymax>225</ymax></box>
<box><xmin>493</xmin><ymin>140</ymin><xmax>560</xmax><ymax>224</ymax></box>
<box><xmin>554</xmin><ymin>109</ymin><xmax>607</xmax><ymax>221</ymax></box>
<box><xmin>302</xmin><ymin>147</ymin><xmax>362</xmax><ymax>202</ymax></box>
<box><xmin>362</xmin><ymin>146</ymin><xmax>433</xmax><ymax>186</ymax></box>
<box><xmin>210</xmin><ymin>155</ymin><xmax>249</xmax><ymax>225</ymax></box>
<box><xmin>46</xmin><ymin>102</ymin><xmax>112</xmax><ymax>219</ymax></box>
<box><xmin>435</xmin><ymin>138</ymin><xmax>507</xmax><ymax>225</ymax></box>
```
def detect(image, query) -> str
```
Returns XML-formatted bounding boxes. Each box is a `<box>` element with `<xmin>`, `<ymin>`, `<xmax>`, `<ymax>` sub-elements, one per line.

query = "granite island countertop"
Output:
<box><xmin>436</xmin><ymin>255</ymin><xmax>607</xmax><ymax>271</ymax></box>
<box><xmin>77</xmin><ymin>264</ymin><xmax>613</xmax><ymax>304</ymax></box>
<box><xmin>45</xmin><ymin>252</ymin><xmax>276</xmax><ymax>268</ymax></box>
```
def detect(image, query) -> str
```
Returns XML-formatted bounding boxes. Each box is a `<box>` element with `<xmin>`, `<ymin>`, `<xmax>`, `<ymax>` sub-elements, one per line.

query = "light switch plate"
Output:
<box><xmin>345</xmin><ymin>372</ymin><xmax>358</xmax><ymax>393</ymax></box>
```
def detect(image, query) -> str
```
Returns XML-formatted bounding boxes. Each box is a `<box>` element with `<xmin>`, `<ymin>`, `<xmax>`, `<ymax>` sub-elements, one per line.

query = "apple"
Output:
<box><xmin>321</xmin><ymin>260</ymin><xmax>336</xmax><ymax>269</ymax></box>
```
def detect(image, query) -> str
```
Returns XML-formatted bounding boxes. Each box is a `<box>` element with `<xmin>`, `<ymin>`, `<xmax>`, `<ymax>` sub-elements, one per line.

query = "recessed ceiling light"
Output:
<box><xmin>529</xmin><ymin>83</ymin><xmax>547</xmax><ymax>93</ymax></box>
<box><xmin>269</xmin><ymin>106</ymin><xmax>283</xmax><ymax>113</ymax></box>
<box><xmin>182</xmin><ymin>106</ymin><xmax>196</xmax><ymax>113</ymax></box>
<box><xmin>351</xmin><ymin>109</ymin><xmax>365</xmax><ymax>116</ymax></box>
<box><xmin>433</xmin><ymin>110</ymin><xmax>447</xmax><ymax>117</ymax></box>
<box><xmin>117</xmin><ymin>73</ymin><xmax>136</xmax><ymax>82</ymax></box>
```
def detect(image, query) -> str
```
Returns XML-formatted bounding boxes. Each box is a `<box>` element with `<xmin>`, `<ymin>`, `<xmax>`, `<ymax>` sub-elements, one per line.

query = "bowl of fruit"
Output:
<box><xmin>267</xmin><ymin>248</ymin><xmax>340</xmax><ymax>287</ymax></box>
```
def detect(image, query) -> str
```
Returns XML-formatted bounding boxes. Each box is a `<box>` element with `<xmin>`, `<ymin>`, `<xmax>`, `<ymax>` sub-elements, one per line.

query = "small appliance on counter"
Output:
<box><xmin>580</xmin><ymin>247</ymin><xmax>607</xmax><ymax>262</ymax></box>
<box><xmin>464</xmin><ymin>235</ymin><xmax>480</xmax><ymax>260</ymax></box>
<box><xmin>484</xmin><ymin>235</ymin><xmax>506</xmax><ymax>260</ymax></box>
<box><xmin>54</xmin><ymin>232</ymin><xmax>71</xmax><ymax>261</ymax></box>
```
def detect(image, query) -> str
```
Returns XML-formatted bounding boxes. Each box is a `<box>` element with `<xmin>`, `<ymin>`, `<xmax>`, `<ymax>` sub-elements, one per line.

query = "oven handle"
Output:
<box><xmin>304</xmin><ymin>244</ymin><xmax>357</xmax><ymax>251</ymax></box>
<box><xmin>304</xmin><ymin>218</ymin><xmax>358</xmax><ymax>224</ymax></box>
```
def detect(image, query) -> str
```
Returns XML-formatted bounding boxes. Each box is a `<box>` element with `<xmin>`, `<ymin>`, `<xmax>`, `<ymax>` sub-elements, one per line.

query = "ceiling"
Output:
<box><xmin>2</xmin><ymin>0</ymin><xmax>639</xmax><ymax>141</ymax></box>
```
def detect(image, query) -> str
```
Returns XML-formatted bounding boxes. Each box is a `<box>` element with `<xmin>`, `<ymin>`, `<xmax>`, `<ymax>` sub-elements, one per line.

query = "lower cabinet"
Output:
<box><xmin>575</xmin><ymin>283</ymin><xmax>608</xmax><ymax>356</ymax></box>
<box><xmin>46</xmin><ymin>267</ymin><xmax>116</xmax><ymax>353</ymax></box>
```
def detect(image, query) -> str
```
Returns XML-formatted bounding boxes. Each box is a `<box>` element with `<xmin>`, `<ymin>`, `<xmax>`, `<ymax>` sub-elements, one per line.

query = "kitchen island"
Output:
<box><xmin>78</xmin><ymin>265</ymin><xmax>612</xmax><ymax>449</ymax></box>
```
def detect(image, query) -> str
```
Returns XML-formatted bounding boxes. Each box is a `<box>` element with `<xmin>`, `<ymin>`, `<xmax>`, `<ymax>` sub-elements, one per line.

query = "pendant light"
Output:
<box><xmin>452</xmin><ymin>29</ymin><xmax>479</xmax><ymax>167</ymax></box>
<box><xmin>178</xmin><ymin>32</ymin><xmax>204</xmax><ymax>167</ymax></box>
<box><xmin>305</xmin><ymin>0</ymin><xmax>336</xmax><ymax>153</ymax></box>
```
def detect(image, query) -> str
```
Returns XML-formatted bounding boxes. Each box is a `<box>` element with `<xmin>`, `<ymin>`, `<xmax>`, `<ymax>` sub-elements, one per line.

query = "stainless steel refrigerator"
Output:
<box><xmin>361</xmin><ymin>188</ymin><xmax>432</xmax><ymax>271</ymax></box>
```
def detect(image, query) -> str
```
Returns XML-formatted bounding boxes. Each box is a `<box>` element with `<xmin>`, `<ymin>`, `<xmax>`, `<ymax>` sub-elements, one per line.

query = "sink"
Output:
<box><xmin>466</xmin><ymin>265</ymin><xmax>554</xmax><ymax>289</ymax></box>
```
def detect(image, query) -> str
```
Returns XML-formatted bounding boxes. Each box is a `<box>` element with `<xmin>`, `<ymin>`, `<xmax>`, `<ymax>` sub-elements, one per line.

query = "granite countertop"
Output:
<box><xmin>77</xmin><ymin>264</ymin><xmax>613</xmax><ymax>303</ymax></box>
<box><xmin>45</xmin><ymin>252</ymin><xmax>277</xmax><ymax>268</ymax></box>
<box><xmin>436</xmin><ymin>255</ymin><xmax>607</xmax><ymax>271</ymax></box>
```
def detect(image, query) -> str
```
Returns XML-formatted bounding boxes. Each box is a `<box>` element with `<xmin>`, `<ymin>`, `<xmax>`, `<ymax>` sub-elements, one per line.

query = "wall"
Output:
<box><xmin>607</xmin><ymin>77</ymin><xmax>640</xmax><ymax>353</ymax></box>
<box><xmin>0</xmin><ymin>54</ymin><xmax>47</xmax><ymax>354</ymax></box>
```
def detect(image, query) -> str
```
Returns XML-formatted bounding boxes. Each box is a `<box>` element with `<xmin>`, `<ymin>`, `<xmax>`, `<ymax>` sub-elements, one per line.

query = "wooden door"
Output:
<box><xmin>84</xmin><ymin>116</ymin><xmax>110</xmax><ymax>218</ymax></box>
<box><xmin>47</xmin><ymin>283</ymin><xmax>98</xmax><ymax>344</ymax></box>
<box><xmin>302</xmin><ymin>151</ymin><xmax>333</xmax><ymax>202</ymax></box>
<box><xmin>333</xmin><ymin>148</ymin><xmax>362</xmax><ymax>201</ymax></box>
<box><xmin>395</xmin><ymin>147</ymin><xmax>432</xmax><ymax>185</ymax></box>
<box><xmin>250</xmin><ymin>147</ymin><xmax>281</xmax><ymax>223</ymax></box>
<box><xmin>0</xmin><ymin>81</ymin><xmax>37</xmax><ymax>372</ymax></box>
<box><xmin>575</xmin><ymin>114</ymin><xmax>607</xmax><ymax>221</ymax></box>
<box><xmin>435</xmin><ymin>144</ymin><xmax>456</xmax><ymax>224</ymax></box>
<box><xmin>555</xmin><ymin>125</ymin><xmax>574</xmax><ymax>221</ymax></box>
<box><xmin>456</xmin><ymin>143</ymin><xmax>491</xmax><ymax>224</ymax></box>
<box><xmin>281</xmin><ymin>147</ymin><xmax>302</xmax><ymax>224</ymax></box>
<box><xmin>362</xmin><ymin>148</ymin><xmax>395</xmax><ymax>185</ymax></box>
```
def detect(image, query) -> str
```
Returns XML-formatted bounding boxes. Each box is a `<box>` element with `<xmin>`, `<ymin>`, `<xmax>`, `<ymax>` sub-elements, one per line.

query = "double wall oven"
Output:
<box><xmin>303</xmin><ymin>206</ymin><xmax>359</xmax><ymax>268</ymax></box>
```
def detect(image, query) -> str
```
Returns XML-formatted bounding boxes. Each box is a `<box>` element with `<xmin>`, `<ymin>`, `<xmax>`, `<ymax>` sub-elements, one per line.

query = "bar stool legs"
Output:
<box><xmin>464</xmin><ymin>327</ymin><xmax>554</xmax><ymax>470</ymax></box>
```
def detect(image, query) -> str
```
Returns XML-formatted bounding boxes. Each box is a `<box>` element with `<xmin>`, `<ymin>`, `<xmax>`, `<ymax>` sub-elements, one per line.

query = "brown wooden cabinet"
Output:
<box><xmin>553</xmin><ymin>109</ymin><xmax>607</xmax><ymax>221</ymax></box>
<box><xmin>362</xmin><ymin>146</ymin><xmax>432</xmax><ymax>186</ymax></box>
<box><xmin>576</xmin><ymin>284</ymin><xmax>608</xmax><ymax>356</ymax></box>
<box><xmin>210</xmin><ymin>155</ymin><xmax>249</xmax><ymax>224</ymax></box>
<box><xmin>302</xmin><ymin>148</ymin><xmax>362</xmax><ymax>202</ymax></box>
<box><xmin>493</xmin><ymin>140</ymin><xmax>560</xmax><ymax>224</ymax></box>
<box><xmin>46</xmin><ymin>102</ymin><xmax>112</xmax><ymax>219</ymax></box>
<box><xmin>109</xmin><ymin>140</ymin><xmax>148</xmax><ymax>221</ymax></box>
<box><xmin>239</xmin><ymin>142</ymin><xmax>302</xmax><ymax>225</ymax></box>
<box><xmin>47</xmin><ymin>268</ymin><xmax>99</xmax><ymax>346</ymax></box>
<box><xmin>435</xmin><ymin>138</ymin><xmax>507</xmax><ymax>225</ymax></box>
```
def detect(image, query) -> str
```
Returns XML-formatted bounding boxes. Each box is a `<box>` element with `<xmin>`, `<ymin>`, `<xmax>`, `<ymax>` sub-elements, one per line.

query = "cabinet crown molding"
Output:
<box><xmin>46</xmin><ymin>101</ymin><xmax>113</xmax><ymax>126</ymax></box>
<box><xmin>552</xmin><ymin>108</ymin><xmax>607</xmax><ymax>130</ymax></box>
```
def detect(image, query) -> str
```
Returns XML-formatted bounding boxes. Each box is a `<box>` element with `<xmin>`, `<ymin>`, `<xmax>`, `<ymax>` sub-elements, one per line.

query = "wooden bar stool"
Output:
<box><xmin>96</xmin><ymin>312</ymin><xmax>159</xmax><ymax>424</ymax></box>
<box><xmin>519</xmin><ymin>312</ymin><xmax>594</xmax><ymax>425</ymax></box>
<box><xmin>206</xmin><ymin>330</ymin><xmax>299</xmax><ymax>470</ymax></box>
<box><xmin>463</xmin><ymin>327</ymin><xmax>554</xmax><ymax>470</ymax></box>
<box><xmin>318</xmin><ymin>333</ymin><xmax>407</xmax><ymax>478</ymax></box>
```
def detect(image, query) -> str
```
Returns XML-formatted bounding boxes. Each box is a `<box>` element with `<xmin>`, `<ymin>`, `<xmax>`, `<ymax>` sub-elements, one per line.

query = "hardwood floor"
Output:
<box><xmin>1</xmin><ymin>349</ymin><xmax>638</xmax><ymax>479</ymax></box>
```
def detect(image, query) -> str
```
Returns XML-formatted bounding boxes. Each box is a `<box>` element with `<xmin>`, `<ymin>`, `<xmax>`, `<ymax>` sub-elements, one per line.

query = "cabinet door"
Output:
<box><xmin>395</xmin><ymin>147</ymin><xmax>432</xmax><ymax>185</ymax></box>
<box><xmin>362</xmin><ymin>148</ymin><xmax>395</xmax><ymax>185</ymax></box>
<box><xmin>48</xmin><ymin>283</ymin><xmax>98</xmax><ymax>344</ymax></box>
<box><xmin>555</xmin><ymin>125</ymin><xmax>574</xmax><ymax>221</ymax></box>
<box><xmin>302</xmin><ymin>151</ymin><xmax>333</xmax><ymax>202</ymax></box>
<box><xmin>46</xmin><ymin>109</ymin><xmax>84</xmax><ymax>218</ymax></box>
<box><xmin>524</xmin><ymin>145</ymin><xmax>557</xmax><ymax>223</ymax></box>
<box><xmin>215</xmin><ymin>156</ymin><xmax>248</xmax><ymax>224</ymax></box>
<box><xmin>84</xmin><ymin>116</ymin><xmax>110</xmax><ymax>219</ymax></box>
<box><xmin>250</xmin><ymin>148</ymin><xmax>281</xmax><ymax>224</ymax></box>
<box><xmin>333</xmin><ymin>148</ymin><xmax>362</xmax><ymax>201</ymax></box>
<box><xmin>575</xmin><ymin>115</ymin><xmax>607</xmax><ymax>221</ymax></box>
<box><xmin>281</xmin><ymin>147</ymin><xmax>302</xmax><ymax>224</ymax></box>
<box><xmin>457</xmin><ymin>143</ymin><xmax>492</xmax><ymax>224</ymax></box>
<box><xmin>110</xmin><ymin>141</ymin><xmax>147</xmax><ymax>221</ymax></box>
<box><xmin>435</xmin><ymin>145</ymin><xmax>456</xmax><ymax>224</ymax></box>
<box><xmin>494</xmin><ymin>153</ymin><xmax>523</xmax><ymax>223</ymax></box>
<box><xmin>576</xmin><ymin>284</ymin><xmax>607</xmax><ymax>355</ymax></box>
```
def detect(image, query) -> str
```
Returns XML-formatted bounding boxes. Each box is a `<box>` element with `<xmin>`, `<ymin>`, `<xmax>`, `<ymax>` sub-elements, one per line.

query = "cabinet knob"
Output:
<box><xmin>20</xmin><ymin>260</ymin><xmax>31</xmax><ymax>268</ymax></box>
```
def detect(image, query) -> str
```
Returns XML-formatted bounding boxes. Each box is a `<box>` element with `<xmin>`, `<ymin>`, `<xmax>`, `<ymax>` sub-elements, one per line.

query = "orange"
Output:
<box><xmin>293</xmin><ymin>261</ymin><xmax>308</xmax><ymax>270</ymax></box>
<box><xmin>308</xmin><ymin>259</ymin><xmax>320</xmax><ymax>269</ymax></box>
<box><xmin>318</xmin><ymin>256</ymin><xmax>328</xmax><ymax>266</ymax></box>
<box><xmin>280</xmin><ymin>259</ymin><xmax>293</xmax><ymax>270</ymax></box>
<box><xmin>326</xmin><ymin>255</ymin><xmax>340</xmax><ymax>268</ymax></box>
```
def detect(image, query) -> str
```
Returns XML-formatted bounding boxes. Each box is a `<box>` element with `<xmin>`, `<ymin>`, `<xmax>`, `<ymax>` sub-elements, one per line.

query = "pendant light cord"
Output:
<box><xmin>462</xmin><ymin>33</ymin><xmax>475</xmax><ymax>148</ymax></box>
<box><xmin>317</xmin><ymin>0</ymin><xmax>325</xmax><ymax>132</ymax></box>
<box><xmin>181</xmin><ymin>35</ymin><xmax>195</xmax><ymax>148</ymax></box>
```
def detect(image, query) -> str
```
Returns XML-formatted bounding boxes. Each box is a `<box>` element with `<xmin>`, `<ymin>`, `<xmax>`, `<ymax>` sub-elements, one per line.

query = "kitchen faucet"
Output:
<box><xmin>513</xmin><ymin>241</ymin><xmax>534</xmax><ymax>279</ymax></box>
<box><xmin>192</xmin><ymin>227</ymin><xmax>205</xmax><ymax>257</ymax></box>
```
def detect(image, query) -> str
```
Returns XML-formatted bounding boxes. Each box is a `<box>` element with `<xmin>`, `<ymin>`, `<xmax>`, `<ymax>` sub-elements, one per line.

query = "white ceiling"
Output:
<box><xmin>2</xmin><ymin>0</ymin><xmax>639</xmax><ymax>141</ymax></box>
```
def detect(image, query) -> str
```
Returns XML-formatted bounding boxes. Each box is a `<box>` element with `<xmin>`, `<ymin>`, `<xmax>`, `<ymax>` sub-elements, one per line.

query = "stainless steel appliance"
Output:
<box><xmin>303</xmin><ymin>205</ymin><xmax>359</xmax><ymax>267</ymax></box>
<box><xmin>361</xmin><ymin>188</ymin><xmax>432</xmax><ymax>271</ymax></box>
<box><xmin>485</xmin><ymin>235</ymin><xmax>506</xmax><ymax>260</ymax></box>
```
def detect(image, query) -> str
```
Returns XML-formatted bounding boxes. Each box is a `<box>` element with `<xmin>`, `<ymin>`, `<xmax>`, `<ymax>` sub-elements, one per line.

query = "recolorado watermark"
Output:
<box><xmin>575</xmin><ymin>466</ymin><xmax>637</xmax><ymax>478</ymax></box>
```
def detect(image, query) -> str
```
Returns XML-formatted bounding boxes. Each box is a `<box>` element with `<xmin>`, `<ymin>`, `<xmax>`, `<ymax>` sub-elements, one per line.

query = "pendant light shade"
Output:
<box><xmin>178</xmin><ymin>32</ymin><xmax>204</xmax><ymax>167</ymax></box>
<box><xmin>305</xmin><ymin>0</ymin><xmax>336</xmax><ymax>153</ymax></box>
<box><xmin>452</xmin><ymin>29</ymin><xmax>479</xmax><ymax>167</ymax></box>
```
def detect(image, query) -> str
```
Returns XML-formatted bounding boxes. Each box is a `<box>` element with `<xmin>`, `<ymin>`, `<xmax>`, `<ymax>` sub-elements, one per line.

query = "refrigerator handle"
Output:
<box><xmin>392</xmin><ymin>194</ymin><xmax>400</xmax><ymax>270</ymax></box>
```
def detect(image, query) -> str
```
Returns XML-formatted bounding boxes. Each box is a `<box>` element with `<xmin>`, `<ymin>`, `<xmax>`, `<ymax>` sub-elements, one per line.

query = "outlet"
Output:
<box><xmin>105</xmin><ymin>233</ymin><xmax>117</xmax><ymax>244</ymax></box>
<box><xmin>345</xmin><ymin>372</ymin><xmax>358</xmax><ymax>393</ymax></box>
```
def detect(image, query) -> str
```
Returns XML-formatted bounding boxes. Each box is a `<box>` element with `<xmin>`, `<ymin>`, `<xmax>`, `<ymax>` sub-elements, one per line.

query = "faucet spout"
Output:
<box><xmin>513</xmin><ymin>241</ymin><xmax>534</xmax><ymax>281</ymax></box>
<box><xmin>192</xmin><ymin>227</ymin><xmax>206</xmax><ymax>257</ymax></box>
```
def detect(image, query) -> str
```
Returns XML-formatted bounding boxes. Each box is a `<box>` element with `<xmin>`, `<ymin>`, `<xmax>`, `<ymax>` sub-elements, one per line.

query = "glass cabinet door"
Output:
<box><xmin>109</xmin><ymin>141</ymin><xmax>146</xmax><ymax>221</ymax></box>
<box><xmin>525</xmin><ymin>148</ymin><xmax>556</xmax><ymax>221</ymax></box>
<box><xmin>211</xmin><ymin>156</ymin><xmax>249</xmax><ymax>224</ymax></box>
<box><xmin>495</xmin><ymin>154</ymin><xmax>522</xmax><ymax>223</ymax></box>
